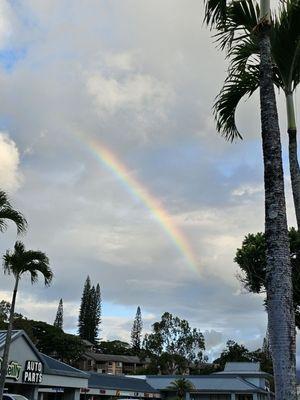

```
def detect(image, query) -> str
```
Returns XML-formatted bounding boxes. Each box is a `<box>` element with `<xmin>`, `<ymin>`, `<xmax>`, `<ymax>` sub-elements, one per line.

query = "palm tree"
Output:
<box><xmin>0</xmin><ymin>190</ymin><xmax>27</xmax><ymax>234</ymax></box>
<box><xmin>213</xmin><ymin>0</ymin><xmax>300</xmax><ymax>230</ymax></box>
<box><xmin>0</xmin><ymin>242</ymin><xmax>53</xmax><ymax>400</ymax></box>
<box><xmin>204</xmin><ymin>0</ymin><xmax>296</xmax><ymax>398</ymax></box>
<box><xmin>167</xmin><ymin>378</ymin><xmax>195</xmax><ymax>400</ymax></box>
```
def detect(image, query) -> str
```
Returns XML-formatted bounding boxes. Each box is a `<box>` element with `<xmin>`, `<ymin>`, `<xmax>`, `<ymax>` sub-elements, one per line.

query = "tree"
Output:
<box><xmin>78</xmin><ymin>277</ymin><xmax>101</xmax><ymax>344</ymax></box>
<box><xmin>0</xmin><ymin>301</ymin><xmax>10</xmax><ymax>323</ymax></box>
<box><xmin>166</xmin><ymin>378</ymin><xmax>195</xmax><ymax>400</ymax></box>
<box><xmin>143</xmin><ymin>312</ymin><xmax>205</xmax><ymax>374</ymax></box>
<box><xmin>235</xmin><ymin>228</ymin><xmax>300</xmax><ymax>327</ymax></box>
<box><xmin>212</xmin><ymin>0</ymin><xmax>300</xmax><ymax>229</ymax></box>
<box><xmin>213</xmin><ymin>340</ymin><xmax>253</xmax><ymax>370</ymax></box>
<box><xmin>0</xmin><ymin>190</ymin><xmax>27</xmax><ymax>234</ymax></box>
<box><xmin>0</xmin><ymin>241</ymin><xmax>53</xmax><ymax>400</ymax></box>
<box><xmin>204</xmin><ymin>0</ymin><xmax>296</xmax><ymax>397</ymax></box>
<box><xmin>131</xmin><ymin>306</ymin><xmax>143</xmax><ymax>353</ymax></box>
<box><xmin>54</xmin><ymin>298</ymin><xmax>63</xmax><ymax>330</ymax></box>
<box><xmin>98</xmin><ymin>340</ymin><xmax>132</xmax><ymax>355</ymax></box>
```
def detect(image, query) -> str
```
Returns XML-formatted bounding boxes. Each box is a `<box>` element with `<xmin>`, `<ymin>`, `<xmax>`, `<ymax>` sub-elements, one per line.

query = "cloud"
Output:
<box><xmin>0</xmin><ymin>132</ymin><xmax>22</xmax><ymax>192</ymax></box>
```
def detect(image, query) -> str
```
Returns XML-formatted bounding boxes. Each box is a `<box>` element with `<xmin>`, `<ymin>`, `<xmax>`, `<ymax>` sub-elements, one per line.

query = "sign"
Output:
<box><xmin>23</xmin><ymin>360</ymin><xmax>43</xmax><ymax>384</ymax></box>
<box><xmin>0</xmin><ymin>357</ymin><xmax>21</xmax><ymax>381</ymax></box>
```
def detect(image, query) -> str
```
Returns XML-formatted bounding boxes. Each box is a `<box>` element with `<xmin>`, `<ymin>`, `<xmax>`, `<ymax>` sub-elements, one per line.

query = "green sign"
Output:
<box><xmin>0</xmin><ymin>357</ymin><xmax>22</xmax><ymax>381</ymax></box>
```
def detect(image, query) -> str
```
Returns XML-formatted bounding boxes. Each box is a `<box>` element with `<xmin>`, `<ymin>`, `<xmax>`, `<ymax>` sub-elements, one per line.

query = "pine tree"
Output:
<box><xmin>78</xmin><ymin>276</ymin><xmax>91</xmax><ymax>340</ymax></box>
<box><xmin>78</xmin><ymin>277</ymin><xmax>102</xmax><ymax>344</ymax></box>
<box><xmin>54</xmin><ymin>298</ymin><xmax>63</xmax><ymax>330</ymax></box>
<box><xmin>131</xmin><ymin>306</ymin><xmax>143</xmax><ymax>353</ymax></box>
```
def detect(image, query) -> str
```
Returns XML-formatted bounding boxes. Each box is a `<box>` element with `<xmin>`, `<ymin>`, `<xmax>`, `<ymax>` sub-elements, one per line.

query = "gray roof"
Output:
<box><xmin>41</xmin><ymin>353</ymin><xmax>89</xmax><ymax>379</ymax></box>
<box><xmin>224</xmin><ymin>362</ymin><xmax>261</xmax><ymax>372</ymax></box>
<box><xmin>85</xmin><ymin>352</ymin><xmax>150</xmax><ymax>364</ymax></box>
<box><xmin>89</xmin><ymin>373</ymin><xmax>158</xmax><ymax>392</ymax></box>
<box><xmin>142</xmin><ymin>375</ymin><xmax>268</xmax><ymax>394</ymax></box>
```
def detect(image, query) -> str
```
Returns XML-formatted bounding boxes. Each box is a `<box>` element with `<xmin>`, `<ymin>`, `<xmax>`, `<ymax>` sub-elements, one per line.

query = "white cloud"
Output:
<box><xmin>0</xmin><ymin>132</ymin><xmax>22</xmax><ymax>192</ymax></box>
<box><xmin>0</xmin><ymin>1</ymin><xmax>12</xmax><ymax>49</ymax></box>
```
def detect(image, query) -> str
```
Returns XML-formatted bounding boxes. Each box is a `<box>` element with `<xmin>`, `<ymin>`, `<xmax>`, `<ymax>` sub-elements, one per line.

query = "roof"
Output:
<box><xmin>85</xmin><ymin>352</ymin><xmax>150</xmax><ymax>364</ymax></box>
<box><xmin>0</xmin><ymin>330</ymin><xmax>43</xmax><ymax>362</ymax></box>
<box><xmin>224</xmin><ymin>362</ymin><xmax>261</xmax><ymax>372</ymax></box>
<box><xmin>41</xmin><ymin>353</ymin><xmax>89</xmax><ymax>379</ymax></box>
<box><xmin>142</xmin><ymin>375</ymin><xmax>268</xmax><ymax>394</ymax></box>
<box><xmin>88</xmin><ymin>373</ymin><xmax>158</xmax><ymax>392</ymax></box>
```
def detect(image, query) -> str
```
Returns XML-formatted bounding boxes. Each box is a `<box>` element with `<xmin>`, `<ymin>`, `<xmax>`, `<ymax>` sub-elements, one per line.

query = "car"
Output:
<box><xmin>3</xmin><ymin>394</ymin><xmax>30</xmax><ymax>400</ymax></box>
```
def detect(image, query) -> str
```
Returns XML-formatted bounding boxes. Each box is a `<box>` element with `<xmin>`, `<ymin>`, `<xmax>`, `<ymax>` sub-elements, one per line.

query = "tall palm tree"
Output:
<box><xmin>213</xmin><ymin>0</ymin><xmax>300</xmax><ymax>229</ymax></box>
<box><xmin>167</xmin><ymin>378</ymin><xmax>195</xmax><ymax>400</ymax></box>
<box><xmin>0</xmin><ymin>242</ymin><xmax>53</xmax><ymax>400</ymax></box>
<box><xmin>0</xmin><ymin>190</ymin><xmax>27</xmax><ymax>234</ymax></box>
<box><xmin>204</xmin><ymin>0</ymin><xmax>296</xmax><ymax>398</ymax></box>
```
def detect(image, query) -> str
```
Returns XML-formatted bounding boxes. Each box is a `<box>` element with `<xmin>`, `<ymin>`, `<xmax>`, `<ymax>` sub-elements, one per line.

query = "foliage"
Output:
<box><xmin>213</xmin><ymin>340</ymin><xmax>273</xmax><ymax>374</ymax></box>
<box><xmin>166</xmin><ymin>378</ymin><xmax>195</xmax><ymax>400</ymax></box>
<box><xmin>78</xmin><ymin>276</ymin><xmax>102</xmax><ymax>344</ymax></box>
<box><xmin>131</xmin><ymin>306</ymin><xmax>143</xmax><ymax>352</ymax></box>
<box><xmin>235</xmin><ymin>228</ymin><xmax>300</xmax><ymax>327</ymax></box>
<box><xmin>0</xmin><ymin>301</ymin><xmax>10</xmax><ymax>323</ymax></box>
<box><xmin>143</xmin><ymin>312</ymin><xmax>205</xmax><ymax>374</ymax></box>
<box><xmin>54</xmin><ymin>298</ymin><xmax>64</xmax><ymax>330</ymax></box>
<box><xmin>3</xmin><ymin>241</ymin><xmax>53</xmax><ymax>285</ymax></box>
<box><xmin>0</xmin><ymin>314</ymin><xmax>84</xmax><ymax>364</ymax></box>
<box><xmin>97</xmin><ymin>340</ymin><xmax>132</xmax><ymax>355</ymax></box>
<box><xmin>0</xmin><ymin>190</ymin><xmax>27</xmax><ymax>234</ymax></box>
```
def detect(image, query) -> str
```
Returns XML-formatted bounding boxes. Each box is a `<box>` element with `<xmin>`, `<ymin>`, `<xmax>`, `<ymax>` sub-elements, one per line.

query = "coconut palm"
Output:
<box><xmin>0</xmin><ymin>190</ymin><xmax>27</xmax><ymax>234</ymax></box>
<box><xmin>167</xmin><ymin>378</ymin><xmax>195</xmax><ymax>400</ymax></box>
<box><xmin>213</xmin><ymin>0</ymin><xmax>300</xmax><ymax>230</ymax></box>
<box><xmin>204</xmin><ymin>0</ymin><xmax>296</xmax><ymax>398</ymax></box>
<box><xmin>0</xmin><ymin>242</ymin><xmax>53</xmax><ymax>400</ymax></box>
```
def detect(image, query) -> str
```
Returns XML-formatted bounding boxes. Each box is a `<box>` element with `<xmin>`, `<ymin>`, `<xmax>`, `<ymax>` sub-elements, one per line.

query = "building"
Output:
<box><xmin>0</xmin><ymin>330</ymin><xmax>89</xmax><ymax>400</ymax></box>
<box><xmin>132</xmin><ymin>362</ymin><xmax>274</xmax><ymax>400</ymax></box>
<box><xmin>78</xmin><ymin>353</ymin><xmax>150</xmax><ymax>375</ymax></box>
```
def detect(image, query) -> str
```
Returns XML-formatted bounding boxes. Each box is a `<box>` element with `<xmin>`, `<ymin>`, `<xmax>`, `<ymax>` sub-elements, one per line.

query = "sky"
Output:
<box><xmin>0</xmin><ymin>0</ymin><xmax>298</xmax><ymax>362</ymax></box>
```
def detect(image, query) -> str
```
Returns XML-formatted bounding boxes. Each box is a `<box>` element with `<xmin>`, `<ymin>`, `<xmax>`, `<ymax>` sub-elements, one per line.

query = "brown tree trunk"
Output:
<box><xmin>258</xmin><ymin>26</ymin><xmax>296</xmax><ymax>400</ymax></box>
<box><xmin>286</xmin><ymin>93</ymin><xmax>300</xmax><ymax>230</ymax></box>
<box><xmin>0</xmin><ymin>276</ymin><xmax>19</xmax><ymax>400</ymax></box>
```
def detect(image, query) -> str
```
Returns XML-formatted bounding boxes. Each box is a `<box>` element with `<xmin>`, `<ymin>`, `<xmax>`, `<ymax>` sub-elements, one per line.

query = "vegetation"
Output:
<box><xmin>0</xmin><ymin>190</ymin><xmax>27</xmax><ymax>235</ymax></box>
<box><xmin>204</xmin><ymin>0</ymin><xmax>296</xmax><ymax>397</ymax></box>
<box><xmin>54</xmin><ymin>298</ymin><xmax>64</xmax><ymax>330</ymax></box>
<box><xmin>78</xmin><ymin>276</ymin><xmax>102</xmax><ymax>344</ymax></box>
<box><xmin>131</xmin><ymin>306</ymin><xmax>143</xmax><ymax>352</ymax></box>
<box><xmin>0</xmin><ymin>241</ymin><xmax>53</xmax><ymax>400</ymax></box>
<box><xmin>143</xmin><ymin>312</ymin><xmax>206</xmax><ymax>374</ymax></box>
<box><xmin>235</xmin><ymin>228</ymin><xmax>300</xmax><ymax>328</ymax></box>
<box><xmin>166</xmin><ymin>378</ymin><xmax>195</xmax><ymax>400</ymax></box>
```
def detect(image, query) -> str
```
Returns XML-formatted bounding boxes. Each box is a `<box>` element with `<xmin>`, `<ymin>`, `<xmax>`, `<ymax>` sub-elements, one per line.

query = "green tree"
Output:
<box><xmin>0</xmin><ymin>241</ymin><xmax>53</xmax><ymax>400</ymax></box>
<box><xmin>213</xmin><ymin>340</ymin><xmax>252</xmax><ymax>370</ymax></box>
<box><xmin>235</xmin><ymin>228</ymin><xmax>300</xmax><ymax>328</ymax></box>
<box><xmin>54</xmin><ymin>298</ymin><xmax>63</xmax><ymax>330</ymax></box>
<box><xmin>143</xmin><ymin>312</ymin><xmax>205</xmax><ymax>374</ymax></box>
<box><xmin>98</xmin><ymin>340</ymin><xmax>132</xmax><ymax>355</ymax></box>
<box><xmin>0</xmin><ymin>301</ymin><xmax>10</xmax><ymax>323</ymax></box>
<box><xmin>204</xmin><ymin>0</ymin><xmax>296</xmax><ymax>397</ymax></box>
<box><xmin>166</xmin><ymin>378</ymin><xmax>195</xmax><ymax>400</ymax></box>
<box><xmin>78</xmin><ymin>276</ymin><xmax>91</xmax><ymax>341</ymax></box>
<box><xmin>0</xmin><ymin>190</ymin><xmax>27</xmax><ymax>234</ymax></box>
<box><xmin>78</xmin><ymin>277</ymin><xmax>101</xmax><ymax>344</ymax></box>
<box><xmin>131</xmin><ymin>306</ymin><xmax>143</xmax><ymax>353</ymax></box>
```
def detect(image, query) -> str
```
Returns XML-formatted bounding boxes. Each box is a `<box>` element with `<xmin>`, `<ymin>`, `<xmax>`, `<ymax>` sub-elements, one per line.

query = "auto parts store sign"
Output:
<box><xmin>23</xmin><ymin>360</ymin><xmax>43</xmax><ymax>384</ymax></box>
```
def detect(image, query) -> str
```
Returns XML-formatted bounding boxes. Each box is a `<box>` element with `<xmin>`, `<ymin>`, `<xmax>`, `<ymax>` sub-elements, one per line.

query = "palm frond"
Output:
<box><xmin>271</xmin><ymin>0</ymin><xmax>300</xmax><ymax>91</ymax></box>
<box><xmin>214</xmin><ymin>68</ymin><xmax>259</xmax><ymax>141</ymax></box>
<box><xmin>2</xmin><ymin>241</ymin><xmax>53</xmax><ymax>286</ymax></box>
<box><xmin>0</xmin><ymin>207</ymin><xmax>27</xmax><ymax>234</ymax></box>
<box><xmin>204</xmin><ymin>0</ymin><xmax>227</xmax><ymax>28</ymax></box>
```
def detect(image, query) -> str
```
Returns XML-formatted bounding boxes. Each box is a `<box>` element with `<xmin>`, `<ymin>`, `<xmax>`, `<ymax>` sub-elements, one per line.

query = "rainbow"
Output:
<box><xmin>79</xmin><ymin>135</ymin><xmax>199</xmax><ymax>273</ymax></box>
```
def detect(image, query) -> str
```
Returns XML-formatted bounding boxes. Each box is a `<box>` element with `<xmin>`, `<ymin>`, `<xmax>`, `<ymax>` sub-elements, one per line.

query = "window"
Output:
<box><xmin>236</xmin><ymin>395</ymin><xmax>253</xmax><ymax>400</ymax></box>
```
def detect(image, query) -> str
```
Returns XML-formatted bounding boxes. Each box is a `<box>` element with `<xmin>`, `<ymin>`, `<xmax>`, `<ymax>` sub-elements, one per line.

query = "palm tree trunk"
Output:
<box><xmin>258</xmin><ymin>16</ymin><xmax>297</xmax><ymax>400</ymax></box>
<box><xmin>286</xmin><ymin>92</ymin><xmax>300</xmax><ymax>230</ymax></box>
<box><xmin>0</xmin><ymin>276</ymin><xmax>19</xmax><ymax>400</ymax></box>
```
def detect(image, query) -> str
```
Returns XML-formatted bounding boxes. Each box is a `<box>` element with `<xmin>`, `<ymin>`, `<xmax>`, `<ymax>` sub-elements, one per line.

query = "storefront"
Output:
<box><xmin>0</xmin><ymin>330</ymin><xmax>89</xmax><ymax>400</ymax></box>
